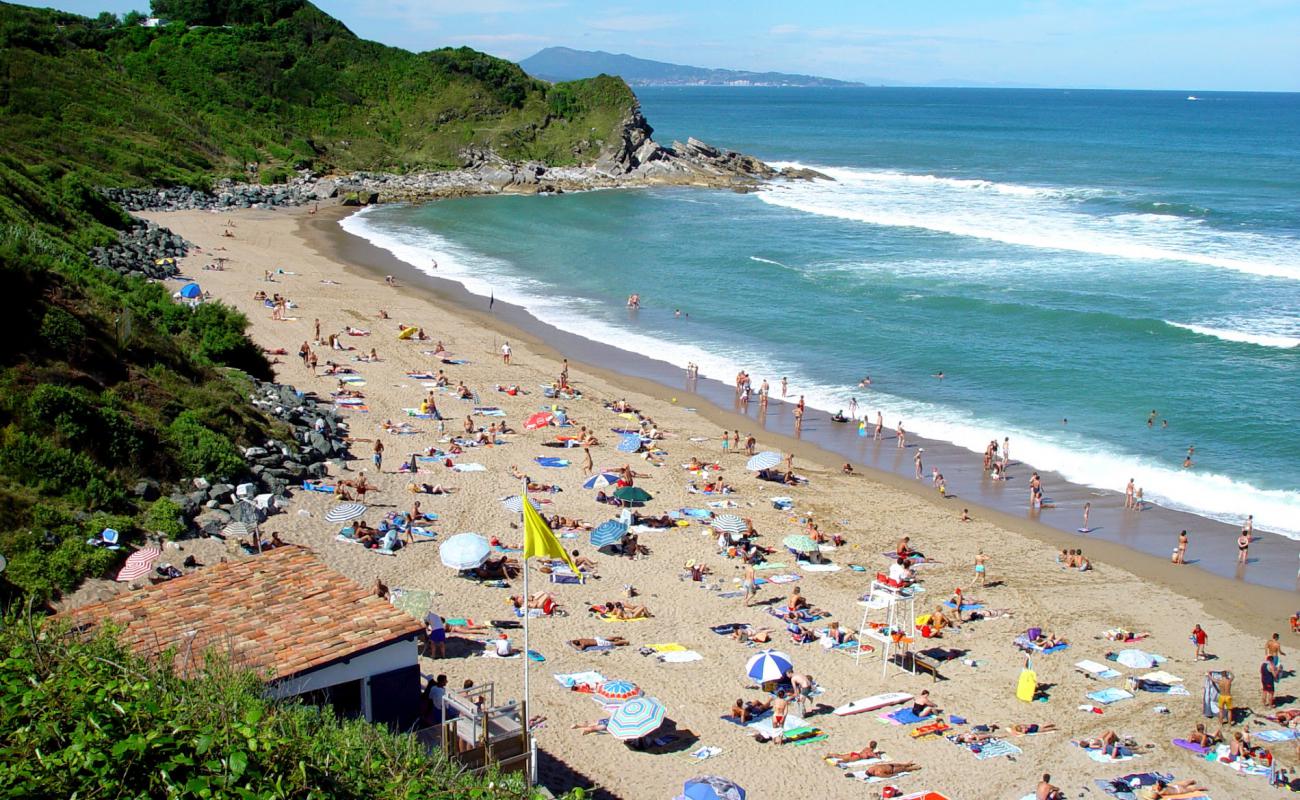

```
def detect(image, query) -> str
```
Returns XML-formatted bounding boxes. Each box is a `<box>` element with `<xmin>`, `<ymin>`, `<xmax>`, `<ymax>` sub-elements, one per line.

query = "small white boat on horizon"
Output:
<box><xmin>1187</xmin><ymin>95</ymin><xmax>1200</xmax><ymax>101</ymax></box>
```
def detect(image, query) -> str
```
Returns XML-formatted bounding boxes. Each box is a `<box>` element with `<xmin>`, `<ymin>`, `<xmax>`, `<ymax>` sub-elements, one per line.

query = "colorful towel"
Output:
<box><xmin>879</xmin><ymin>708</ymin><xmax>929</xmax><ymax>726</ymax></box>
<box><xmin>1172</xmin><ymin>738</ymin><xmax>1212</xmax><ymax>755</ymax></box>
<box><xmin>534</xmin><ymin>457</ymin><xmax>570</xmax><ymax>467</ymax></box>
<box><xmin>1254</xmin><ymin>728</ymin><xmax>1299</xmax><ymax>742</ymax></box>
<box><xmin>552</xmin><ymin>671</ymin><xmax>605</xmax><ymax>688</ymax></box>
<box><xmin>1087</xmin><ymin>688</ymin><xmax>1134</xmax><ymax>705</ymax></box>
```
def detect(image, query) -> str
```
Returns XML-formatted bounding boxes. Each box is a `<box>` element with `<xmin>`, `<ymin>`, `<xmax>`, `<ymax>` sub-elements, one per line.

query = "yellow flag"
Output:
<box><xmin>523</xmin><ymin>495</ymin><xmax>580</xmax><ymax>574</ymax></box>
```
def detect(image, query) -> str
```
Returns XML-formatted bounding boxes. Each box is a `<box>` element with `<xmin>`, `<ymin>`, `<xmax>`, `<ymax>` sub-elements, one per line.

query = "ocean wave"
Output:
<box><xmin>748</xmin><ymin>255</ymin><xmax>789</xmax><ymax>267</ymax></box>
<box><xmin>1166</xmin><ymin>321</ymin><xmax>1300</xmax><ymax>349</ymax></box>
<box><xmin>341</xmin><ymin>206</ymin><xmax>1300</xmax><ymax>539</ymax></box>
<box><xmin>761</xmin><ymin>162</ymin><xmax>1300</xmax><ymax>281</ymax></box>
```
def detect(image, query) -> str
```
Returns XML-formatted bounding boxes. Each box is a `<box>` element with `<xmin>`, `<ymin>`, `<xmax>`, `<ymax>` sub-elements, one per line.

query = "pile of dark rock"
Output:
<box><xmin>101</xmin><ymin>174</ymin><xmax>326</xmax><ymax>213</ymax></box>
<box><xmin>89</xmin><ymin>219</ymin><xmax>190</xmax><ymax>279</ymax></box>
<box><xmin>154</xmin><ymin>380</ymin><xmax>352</xmax><ymax>537</ymax></box>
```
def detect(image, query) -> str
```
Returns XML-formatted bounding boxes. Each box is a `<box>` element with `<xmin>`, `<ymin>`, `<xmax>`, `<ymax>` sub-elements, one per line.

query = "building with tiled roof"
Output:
<box><xmin>60</xmin><ymin>545</ymin><xmax>423</xmax><ymax>729</ymax></box>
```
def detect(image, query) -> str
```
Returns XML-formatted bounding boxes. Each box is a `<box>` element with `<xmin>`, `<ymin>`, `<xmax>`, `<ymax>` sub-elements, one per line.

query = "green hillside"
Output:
<box><xmin>0</xmin><ymin>0</ymin><xmax>637</xmax><ymax>187</ymax></box>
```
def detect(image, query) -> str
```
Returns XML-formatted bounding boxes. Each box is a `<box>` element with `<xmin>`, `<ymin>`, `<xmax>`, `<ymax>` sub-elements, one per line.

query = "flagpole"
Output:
<box><xmin>521</xmin><ymin>477</ymin><xmax>535</xmax><ymax>787</ymax></box>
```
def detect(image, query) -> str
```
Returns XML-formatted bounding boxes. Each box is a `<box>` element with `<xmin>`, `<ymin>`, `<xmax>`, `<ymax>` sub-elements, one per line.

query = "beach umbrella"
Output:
<box><xmin>116</xmin><ymin>544</ymin><xmax>162</xmax><ymax>582</ymax></box>
<box><xmin>524</xmin><ymin>412</ymin><xmax>554</xmax><ymax>431</ymax></box>
<box><xmin>325</xmin><ymin>502</ymin><xmax>367</xmax><ymax>523</ymax></box>
<box><xmin>222</xmin><ymin>521</ymin><xmax>253</xmax><ymax>538</ymax></box>
<box><xmin>500</xmin><ymin>495</ymin><xmax>524</xmax><ymax>514</ymax></box>
<box><xmin>680</xmin><ymin>776</ymin><xmax>747</xmax><ymax>800</ymax></box>
<box><xmin>711</xmin><ymin>515</ymin><xmax>747</xmax><ymax>536</ymax></box>
<box><xmin>782</xmin><ymin>535</ymin><xmax>819</xmax><ymax>554</ymax></box>
<box><xmin>746</xmin><ymin>451</ymin><xmax>781</xmax><ymax>471</ymax></box>
<box><xmin>596</xmin><ymin>679</ymin><xmax>642</xmax><ymax>704</ymax></box>
<box><xmin>179</xmin><ymin>282</ymin><xmax>202</xmax><ymax>299</ymax></box>
<box><xmin>582</xmin><ymin>472</ymin><xmax>620</xmax><ymax>489</ymax></box>
<box><xmin>439</xmin><ymin>533</ymin><xmax>491</xmax><ymax>570</ymax></box>
<box><xmin>745</xmin><ymin>649</ymin><xmax>794</xmax><ymax>683</ymax></box>
<box><xmin>613</xmin><ymin>486</ymin><xmax>651</xmax><ymax>503</ymax></box>
<box><xmin>606</xmin><ymin>696</ymin><xmax>666</xmax><ymax>740</ymax></box>
<box><xmin>616</xmin><ymin>434</ymin><xmax>643</xmax><ymax>453</ymax></box>
<box><xmin>590</xmin><ymin>520</ymin><xmax>628</xmax><ymax>548</ymax></box>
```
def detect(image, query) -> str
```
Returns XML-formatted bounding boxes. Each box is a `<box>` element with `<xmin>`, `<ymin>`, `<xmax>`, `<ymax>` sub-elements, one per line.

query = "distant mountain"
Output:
<box><xmin>519</xmin><ymin>47</ymin><xmax>863</xmax><ymax>87</ymax></box>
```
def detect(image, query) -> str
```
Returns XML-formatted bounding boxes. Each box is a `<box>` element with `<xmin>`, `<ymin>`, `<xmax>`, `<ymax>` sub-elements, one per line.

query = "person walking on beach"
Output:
<box><xmin>744</xmin><ymin>434</ymin><xmax>756</xmax><ymax>456</ymax></box>
<box><xmin>781</xmin><ymin>377</ymin><xmax>788</xmax><ymax>398</ymax></box>
<box><xmin>1124</xmin><ymin>479</ymin><xmax>1136</xmax><ymax>510</ymax></box>
<box><xmin>793</xmin><ymin>405</ymin><xmax>804</xmax><ymax>434</ymax></box>
<box><xmin>896</xmin><ymin>421</ymin><xmax>905</xmax><ymax>449</ymax></box>
<box><xmin>501</xmin><ymin>341</ymin><xmax>511</xmax><ymax>365</ymax></box>
<box><xmin>1214</xmin><ymin>671</ymin><xmax>1233</xmax><ymax>723</ymax></box>
<box><xmin>1082</xmin><ymin>502</ymin><xmax>1091</xmax><ymax>532</ymax></box>
<box><xmin>759</xmin><ymin>380</ymin><xmax>769</xmax><ymax>414</ymax></box>
<box><xmin>1192</xmin><ymin>624</ymin><xmax>1208</xmax><ymax>660</ymax></box>
<box><xmin>914</xmin><ymin>450</ymin><xmax>924</xmax><ymax>480</ymax></box>
<box><xmin>848</xmin><ymin>396</ymin><xmax>857</xmax><ymax>420</ymax></box>
<box><xmin>1238</xmin><ymin>529</ymin><xmax>1251</xmax><ymax>563</ymax></box>
<box><xmin>582</xmin><ymin>446</ymin><xmax>593</xmax><ymax>473</ymax></box>
<box><xmin>874</xmin><ymin>412</ymin><xmax>883</xmax><ymax>441</ymax></box>
<box><xmin>743</xmin><ymin>562</ymin><xmax>757</xmax><ymax>607</ymax></box>
<box><xmin>373</xmin><ymin>439</ymin><xmax>384</xmax><ymax>472</ymax></box>
<box><xmin>1173</xmin><ymin>530</ymin><xmax>1188</xmax><ymax>564</ymax></box>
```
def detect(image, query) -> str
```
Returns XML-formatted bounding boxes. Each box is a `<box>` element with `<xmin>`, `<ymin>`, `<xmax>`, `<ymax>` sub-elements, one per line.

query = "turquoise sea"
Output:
<box><xmin>342</xmin><ymin>88</ymin><xmax>1300</xmax><ymax>539</ymax></box>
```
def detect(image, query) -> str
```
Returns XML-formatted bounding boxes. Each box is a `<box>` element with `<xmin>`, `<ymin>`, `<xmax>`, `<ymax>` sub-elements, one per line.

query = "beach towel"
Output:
<box><xmin>766</xmin><ymin>574</ymin><xmax>802</xmax><ymax>584</ymax></box>
<box><xmin>451</xmin><ymin>463</ymin><xmax>486</xmax><ymax>472</ymax></box>
<box><xmin>1077</xmin><ymin>660</ymin><xmax>1123</xmax><ymax>680</ymax></box>
<box><xmin>950</xmin><ymin>737</ymin><xmax>1022</xmax><ymax>760</ymax></box>
<box><xmin>825</xmin><ymin>755</ymin><xmax>885</xmax><ymax>769</ymax></box>
<box><xmin>302</xmin><ymin>481</ymin><xmax>337</xmax><ymax>493</ymax></box>
<box><xmin>648</xmin><ymin>643</ymin><xmax>686</xmax><ymax>652</ymax></box>
<box><xmin>1254</xmin><ymin>728</ymin><xmax>1299</xmax><ymax>742</ymax></box>
<box><xmin>405</xmin><ymin>372</ymin><xmax>436</xmax><ymax>379</ymax></box>
<box><xmin>553</xmin><ymin>671</ymin><xmax>605</xmax><ymax>688</ymax></box>
<box><xmin>780</xmin><ymin>725</ymin><xmax>828</xmax><ymax>746</ymax></box>
<box><xmin>403</xmin><ymin>408</ymin><xmax>433</xmax><ymax>418</ymax></box>
<box><xmin>474</xmin><ymin>407</ymin><xmax>507</xmax><ymax>417</ymax></box>
<box><xmin>799</xmin><ymin>563</ymin><xmax>842</xmax><ymax>572</ymax></box>
<box><xmin>942</xmin><ymin>601</ymin><xmax>985</xmax><ymax>611</ymax></box>
<box><xmin>658</xmin><ymin>650</ymin><xmax>703</xmax><ymax>663</ymax></box>
<box><xmin>1139</xmin><ymin>670</ymin><xmax>1183</xmax><ymax>684</ymax></box>
<box><xmin>1088</xmin><ymin>687</ymin><xmax>1135</xmax><ymax>705</ymax></box>
<box><xmin>849</xmin><ymin>770</ymin><xmax>913</xmax><ymax>784</ymax></box>
<box><xmin>682</xmin><ymin>745</ymin><xmax>725</xmax><ymax>761</ymax></box>
<box><xmin>747</xmin><ymin>714</ymin><xmax>807</xmax><ymax>738</ymax></box>
<box><xmin>1133</xmin><ymin>679</ymin><xmax>1190</xmax><ymax>696</ymax></box>
<box><xmin>1078</xmin><ymin>744</ymin><xmax>1138</xmax><ymax>763</ymax></box>
<box><xmin>879</xmin><ymin>708</ymin><xmax>930</xmax><ymax>726</ymax></box>
<box><xmin>1208</xmin><ymin>743</ymin><xmax>1271</xmax><ymax>776</ymax></box>
<box><xmin>753</xmin><ymin>562</ymin><xmax>788</xmax><ymax>571</ymax></box>
<box><xmin>534</xmin><ymin>457</ymin><xmax>570</xmax><ymax>468</ymax></box>
<box><xmin>910</xmin><ymin>721</ymin><xmax>951</xmax><ymax>739</ymax></box>
<box><xmin>597</xmin><ymin>613</ymin><xmax>648</xmax><ymax>622</ymax></box>
<box><xmin>679</xmin><ymin>508</ymin><xmax>712</xmax><ymax>518</ymax></box>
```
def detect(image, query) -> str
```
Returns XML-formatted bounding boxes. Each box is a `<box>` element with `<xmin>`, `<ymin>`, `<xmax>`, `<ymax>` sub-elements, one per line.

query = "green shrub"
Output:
<box><xmin>142</xmin><ymin>496</ymin><xmax>186</xmax><ymax>538</ymax></box>
<box><xmin>38</xmin><ymin>307</ymin><xmax>85</xmax><ymax>352</ymax></box>
<box><xmin>167</xmin><ymin>411</ymin><xmax>244</xmax><ymax>480</ymax></box>
<box><xmin>0</xmin><ymin>429</ymin><xmax>125</xmax><ymax>509</ymax></box>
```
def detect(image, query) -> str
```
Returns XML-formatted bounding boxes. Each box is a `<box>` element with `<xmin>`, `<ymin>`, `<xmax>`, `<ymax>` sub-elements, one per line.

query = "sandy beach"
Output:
<box><xmin>132</xmin><ymin>203</ymin><xmax>1295</xmax><ymax>800</ymax></box>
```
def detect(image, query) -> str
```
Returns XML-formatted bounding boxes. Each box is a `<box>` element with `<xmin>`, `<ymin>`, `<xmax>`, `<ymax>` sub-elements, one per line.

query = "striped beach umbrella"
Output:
<box><xmin>746</xmin><ymin>451</ymin><xmax>781</xmax><ymax>471</ymax></box>
<box><xmin>439</xmin><ymin>533</ymin><xmax>491</xmax><ymax>570</ymax></box>
<box><xmin>590</xmin><ymin>520</ymin><xmax>628</xmax><ymax>548</ymax></box>
<box><xmin>582</xmin><ymin>472</ymin><xmax>620</xmax><ymax>489</ymax></box>
<box><xmin>324</xmin><ymin>502</ymin><xmax>367</xmax><ymax>523</ymax></box>
<box><xmin>606</xmin><ymin>696</ymin><xmax>666</xmax><ymax>740</ymax></box>
<box><xmin>613</xmin><ymin>486</ymin><xmax>651</xmax><ymax>503</ymax></box>
<box><xmin>222</xmin><ymin>521</ymin><xmax>253</xmax><ymax>538</ymax></box>
<box><xmin>596</xmin><ymin>680</ymin><xmax>642</xmax><ymax>703</ymax></box>
<box><xmin>782</xmin><ymin>535</ymin><xmax>819</xmax><ymax>553</ymax></box>
<box><xmin>681</xmin><ymin>776</ymin><xmax>747</xmax><ymax>800</ymax></box>
<box><xmin>616</xmin><ymin>434</ymin><xmax>643</xmax><ymax>453</ymax></box>
<box><xmin>711</xmin><ymin>515</ymin><xmax>747</xmax><ymax>536</ymax></box>
<box><xmin>500</xmin><ymin>495</ymin><xmax>524</xmax><ymax>514</ymax></box>
<box><xmin>745</xmin><ymin>649</ymin><xmax>794</xmax><ymax>683</ymax></box>
<box><xmin>116</xmin><ymin>544</ymin><xmax>162</xmax><ymax>582</ymax></box>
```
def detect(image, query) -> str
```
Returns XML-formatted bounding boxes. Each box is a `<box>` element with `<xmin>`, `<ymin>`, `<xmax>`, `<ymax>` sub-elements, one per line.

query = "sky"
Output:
<box><xmin>18</xmin><ymin>0</ymin><xmax>1300</xmax><ymax>91</ymax></box>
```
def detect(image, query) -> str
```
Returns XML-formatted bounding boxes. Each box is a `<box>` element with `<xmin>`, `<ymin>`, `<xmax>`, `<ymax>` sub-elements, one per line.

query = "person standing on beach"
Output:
<box><xmin>1003</xmin><ymin>437</ymin><xmax>1011</xmax><ymax>464</ymax></box>
<box><xmin>874</xmin><ymin>412</ymin><xmax>883</xmax><ymax>441</ymax></box>
<box><xmin>582</xmin><ymin>446</ymin><xmax>593</xmax><ymax>473</ymax></box>
<box><xmin>896</xmin><ymin>421</ymin><xmax>906</xmax><ymax>449</ymax></box>
<box><xmin>974</xmin><ymin>550</ymin><xmax>988</xmax><ymax>586</ymax></box>
<box><xmin>743</xmin><ymin>562</ymin><xmax>757</xmax><ymax>607</ymax></box>
<box><xmin>1266</xmin><ymin>632</ymin><xmax>1284</xmax><ymax>678</ymax></box>
<box><xmin>781</xmin><ymin>377</ymin><xmax>788</xmax><ymax>398</ymax></box>
<box><xmin>1124</xmin><ymin>479</ymin><xmax>1136</xmax><ymax>510</ymax></box>
<box><xmin>501</xmin><ymin>341</ymin><xmax>511</xmax><ymax>365</ymax></box>
<box><xmin>1082</xmin><ymin>502</ymin><xmax>1091</xmax><ymax>532</ymax></box>
<box><xmin>793</xmin><ymin>405</ymin><xmax>804</xmax><ymax>434</ymax></box>
<box><xmin>1245</xmin><ymin>515</ymin><xmax>1254</xmax><ymax>537</ymax></box>
<box><xmin>848</xmin><ymin>396</ymin><xmax>858</xmax><ymax>421</ymax></box>
<box><xmin>914</xmin><ymin>450</ymin><xmax>924</xmax><ymax>480</ymax></box>
<box><xmin>373</xmin><ymin>439</ymin><xmax>384</xmax><ymax>472</ymax></box>
<box><xmin>1173</xmin><ymin>530</ymin><xmax>1188</xmax><ymax>564</ymax></box>
<box><xmin>1238</xmin><ymin>529</ymin><xmax>1251</xmax><ymax>563</ymax></box>
<box><xmin>1192</xmin><ymin>624</ymin><xmax>1208</xmax><ymax>660</ymax></box>
<box><xmin>314</xmin><ymin>318</ymin><xmax>321</xmax><ymax>343</ymax></box>
<box><xmin>744</xmin><ymin>434</ymin><xmax>756</xmax><ymax>456</ymax></box>
<box><xmin>759</xmin><ymin>380</ymin><xmax>769</xmax><ymax>414</ymax></box>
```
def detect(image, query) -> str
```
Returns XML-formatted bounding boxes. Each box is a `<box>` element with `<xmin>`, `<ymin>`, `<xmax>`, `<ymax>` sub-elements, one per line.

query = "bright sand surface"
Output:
<box><xmin>130</xmin><ymin>204</ymin><xmax>1296</xmax><ymax>799</ymax></box>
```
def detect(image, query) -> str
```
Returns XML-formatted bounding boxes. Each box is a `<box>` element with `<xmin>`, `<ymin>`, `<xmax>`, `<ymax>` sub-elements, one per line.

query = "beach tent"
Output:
<box><xmin>678</xmin><ymin>776</ymin><xmax>746</xmax><ymax>800</ymax></box>
<box><xmin>179</xmin><ymin>282</ymin><xmax>201</xmax><ymax>299</ymax></box>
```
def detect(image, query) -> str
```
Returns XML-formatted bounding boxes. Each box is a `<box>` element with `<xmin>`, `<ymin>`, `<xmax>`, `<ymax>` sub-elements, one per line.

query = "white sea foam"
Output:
<box><xmin>1165</xmin><ymin>321</ymin><xmax>1300</xmax><ymax>349</ymax></box>
<box><xmin>341</xmin><ymin>206</ymin><xmax>1300</xmax><ymax>539</ymax></box>
<box><xmin>749</xmin><ymin>255</ymin><xmax>788</xmax><ymax>267</ymax></box>
<box><xmin>762</xmin><ymin>162</ymin><xmax>1300</xmax><ymax>281</ymax></box>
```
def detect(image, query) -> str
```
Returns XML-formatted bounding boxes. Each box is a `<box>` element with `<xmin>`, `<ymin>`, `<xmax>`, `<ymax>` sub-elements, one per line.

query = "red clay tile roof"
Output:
<box><xmin>60</xmin><ymin>546</ymin><xmax>421</xmax><ymax>680</ymax></box>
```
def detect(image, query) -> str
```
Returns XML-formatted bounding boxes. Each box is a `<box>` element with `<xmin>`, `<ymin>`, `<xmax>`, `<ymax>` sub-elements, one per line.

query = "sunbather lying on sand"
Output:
<box><xmin>592</xmin><ymin>601</ymin><xmax>652</xmax><ymax>619</ymax></box>
<box><xmin>1135</xmin><ymin>779</ymin><xmax>1206</xmax><ymax>799</ymax></box>
<box><xmin>547</xmin><ymin>515</ymin><xmax>590</xmax><ymax>531</ymax></box>
<box><xmin>731</xmin><ymin>626</ymin><xmax>773</xmax><ymax>644</ymax></box>
<box><xmin>1011</xmin><ymin>723</ymin><xmax>1057</xmax><ymax>734</ymax></box>
<box><xmin>477</xmin><ymin>556</ymin><xmax>519</xmax><ymax>580</ymax></box>
<box><xmin>512</xmin><ymin>592</ymin><xmax>559</xmax><ymax>614</ymax></box>
<box><xmin>570</xmin><ymin>717</ymin><xmax>609</xmax><ymax>735</ymax></box>
<box><xmin>828</xmin><ymin>741</ymin><xmax>882</xmax><ymax>762</ymax></box>
<box><xmin>863</xmin><ymin>762</ymin><xmax>921</xmax><ymax>777</ymax></box>
<box><xmin>729</xmin><ymin>697</ymin><xmax>773</xmax><ymax>724</ymax></box>
<box><xmin>407</xmin><ymin>483</ymin><xmax>453</xmax><ymax>494</ymax></box>
<box><xmin>569</xmin><ymin>637</ymin><xmax>628</xmax><ymax>650</ymax></box>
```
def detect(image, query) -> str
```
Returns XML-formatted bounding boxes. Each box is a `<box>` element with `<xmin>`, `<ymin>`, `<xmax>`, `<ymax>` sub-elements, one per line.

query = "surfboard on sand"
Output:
<box><xmin>834</xmin><ymin>692</ymin><xmax>913</xmax><ymax>716</ymax></box>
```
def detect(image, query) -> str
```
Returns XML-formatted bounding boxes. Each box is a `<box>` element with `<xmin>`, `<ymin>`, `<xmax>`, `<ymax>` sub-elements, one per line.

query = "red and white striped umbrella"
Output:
<box><xmin>116</xmin><ymin>544</ymin><xmax>162</xmax><ymax>582</ymax></box>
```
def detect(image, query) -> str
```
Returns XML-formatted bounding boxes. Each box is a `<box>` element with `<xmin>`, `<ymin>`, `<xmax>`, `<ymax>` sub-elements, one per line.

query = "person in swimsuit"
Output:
<box><xmin>769</xmin><ymin>691</ymin><xmax>790</xmax><ymax>744</ymax></box>
<box><xmin>911</xmin><ymin>689</ymin><xmax>939</xmax><ymax>719</ymax></box>
<box><xmin>1238</xmin><ymin>530</ymin><xmax>1251</xmax><ymax>563</ymax></box>
<box><xmin>1187</xmin><ymin>722</ymin><xmax>1221</xmax><ymax>747</ymax></box>
<box><xmin>864</xmin><ymin>762</ymin><xmax>921</xmax><ymax>777</ymax></box>
<box><xmin>974</xmin><ymin>551</ymin><xmax>989</xmax><ymax>586</ymax></box>
<box><xmin>1173</xmin><ymin>530</ymin><xmax>1188</xmax><ymax>564</ymax></box>
<box><xmin>1036</xmin><ymin>774</ymin><xmax>1065</xmax><ymax>800</ymax></box>
<box><xmin>1262</xmin><ymin>660</ymin><xmax>1277</xmax><ymax>708</ymax></box>
<box><xmin>1215</xmin><ymin>671</ymin><xmax>1234</xmax><ymax>724</ymax></box>
<box><xmin>827</xmin><ymin>740</ymin><xmax>882</xmax><ymax>762</ymax></box>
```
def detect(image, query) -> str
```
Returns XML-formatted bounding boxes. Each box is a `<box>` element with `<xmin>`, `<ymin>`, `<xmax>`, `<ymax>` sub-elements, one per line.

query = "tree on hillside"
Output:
<box><xmin>149</xmin><ymin>0</ymin><xmax>305</xmax><ymax>26</ymax></box>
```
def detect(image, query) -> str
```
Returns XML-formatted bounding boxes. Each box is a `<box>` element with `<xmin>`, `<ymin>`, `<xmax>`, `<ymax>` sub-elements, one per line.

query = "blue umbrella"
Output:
<box><xmin>680</xmin><ymin>776</ymin><xmax>747</xmax><ymax>800</ymax></box>
<box><xmin>179</xmin><ymin>282</ymin><xmax>202</xmax><ymax>299</ymax></box>
<box><xmin>590</xmin><ymin>520</ymin><xmax>628</xmax><ymax>548</ymax></box>
<box><xmin>616</xmin><ymin>434</ymin><xmax>643</xmax><ymax>453</ymax></box>
<box><xmin>745</xmin><ymin>451</ymin><xmax>781</xmax><ymax>471</ymax></box>
<box><xmin>582</xmin><ymin>472</ymin><xmax>620</xmax><ymax>489</ymax></box>
<box><xmin>745</xmin><ymin>649</ymin><xmax>794</xmax><ymax>683</ymax></box>
<box><xmin>439</xmin><ymin>533</ymin><xmax>490</xmax><ymax>570</ymax></box>
<box><xmin>606</xmin><ymin>696</ymin><xmax>666</xmax><ymax>740</ymax></box>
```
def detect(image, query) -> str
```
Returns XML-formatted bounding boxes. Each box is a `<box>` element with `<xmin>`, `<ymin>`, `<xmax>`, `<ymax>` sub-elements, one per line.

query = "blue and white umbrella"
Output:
<box><xmin>500</xmin><ymin>495</ymin><xmax>524</xmax><ymax>514</ymax></box>
<box><xmin>179</xmin><ymin>282</ymin><xmax>202</xmax><ymax>299</ymax></box>
<box><xmin>324</xmin><ymin>502</ymin><xmax>367</xmax><ymax>523</ymax></box>
<box><xmin>711</xmin><ymin>515</ymin><xmax>747</xmax><ymax>536</ymax></box>
<box><xmin>745</xmin><ymin>649</ymin><xmax>793</xmax><ymax>683</ymax></box>
<box><xmin>439</xmin><ymin>533</ymin><xmax>491</xmax><ymax>570</ymax></box>
<box><xmin>590</xmin><ymin>519</ymin><xmax>628</xmax><ymax>548</ymax></box>
<box><xmin>582</xmin><ymin>472</ymin><xmax>620</xmax><ymax>489</ymax></box>
<box><xmin>746</xmin><ymin>451</ymin><xmax>781</xmax><ymax>471</ymax></box>
<box><xmin>606</xmin><ymin>696</ymin><xmax>666</xmax><ymax>740</ymax></box>
<box><xmin>680</xmin><ymin>776</ymin><xmax>747</xmax><ymax>800</ymax></box>
<box><xmin>616</xmin><ymin>434</ymin><xmax>644</xmax><ymax>453</ymax></box>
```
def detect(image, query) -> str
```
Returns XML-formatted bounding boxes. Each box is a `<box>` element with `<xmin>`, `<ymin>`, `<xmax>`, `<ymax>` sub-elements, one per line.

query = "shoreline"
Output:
<box><xmin>317</xmin><ymin>202</ymin><xmax>1300</xmax><ymax>598</ymax></box>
